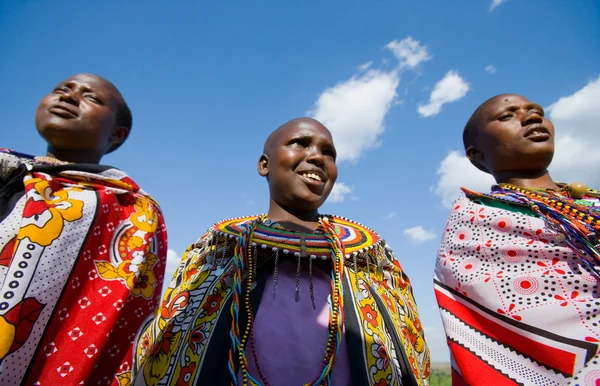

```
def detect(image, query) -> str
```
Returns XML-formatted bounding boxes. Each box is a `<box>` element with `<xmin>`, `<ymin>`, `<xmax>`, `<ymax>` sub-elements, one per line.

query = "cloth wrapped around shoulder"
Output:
<box><xmin>133</xmin><ymin>215</ymin><xmax>430</xmax><ymax>386</ymax></box>
<box><xmin>0</xmin><ymin>148</ymin><xmax>167</xmax><ymax>385</ymax></box>
<box><xmin>435</xmin><ymin>185</ymin><xmax>600</xmax><ymax>385</ymax></box>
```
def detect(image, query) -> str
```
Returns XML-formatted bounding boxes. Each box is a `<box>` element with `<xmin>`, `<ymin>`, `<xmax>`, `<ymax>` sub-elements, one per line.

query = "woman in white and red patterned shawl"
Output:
<box><xmin>434</xmin><ymin>94</ymin><xmax>599</xmax><ymax>385</ymax></box>
<box><xmin>0</xmin><ymin>74</ymin><xmax>167</xmax><ymax>385</ymax></box>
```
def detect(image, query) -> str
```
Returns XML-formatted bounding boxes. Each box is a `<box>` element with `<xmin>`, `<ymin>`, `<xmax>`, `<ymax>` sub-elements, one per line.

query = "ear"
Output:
<box><xmin>258</xmin><ymin>154</ymin><xmax>269</xmax><ymax>177</ymax></box>
<box><xmin>466</xmin><ymin>145</ymin><xmax>489</xmax><ymax>173</ymax></box>
<box><xmin>108</xmin><ymin>126</ymin><xmax>130</xmax><ymax>152</ymax></box>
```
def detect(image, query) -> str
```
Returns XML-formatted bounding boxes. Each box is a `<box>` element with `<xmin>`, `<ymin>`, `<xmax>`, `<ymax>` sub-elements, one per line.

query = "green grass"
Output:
<box><xmin>429</xmin><ymin>363</ymin><xmax>451</xmax><ymax>386</ymax></box>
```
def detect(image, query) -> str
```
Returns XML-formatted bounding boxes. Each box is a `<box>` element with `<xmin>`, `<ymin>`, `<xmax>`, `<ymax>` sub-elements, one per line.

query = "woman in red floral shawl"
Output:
<box><xmin>0</xmin><ymin>74</ymin><xmax>167</xmax><ymax>385</ymax></box>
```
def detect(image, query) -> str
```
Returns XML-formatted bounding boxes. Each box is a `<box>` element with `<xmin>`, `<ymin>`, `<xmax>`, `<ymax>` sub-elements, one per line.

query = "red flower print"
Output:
<box><xmin>424</xmin><ymin>359</ymin><xmax>431</xmax><ymax>377</ymax></box>
<box><xmin>497</xmin><ymin>303</ymin><xmax>522</xmax><ymax>321</ymax></box>
<box><xmin>361</xmin><ymin>304</ymin><xmax>379</xmax><ymax>328</ymax></box>
<box><xmin>409</xmin><ymin>356</ymin><xmax>418</xmax><ymax>372</ymax></box>
<box><xmin>523</xmin><ymin>228</ymin><xmax>548</xmax><ymax>244</ymax></box>
<box><xmin>374</xmin><ymin>380</ymin><xmax>388</xmax><ymax>386</ymax></box>
<box><xmin>148</xmin><ymin>324</ymin><xmax>176</xmax><ymax>356</ymax></box>
<box><xmin>202</xmin><ymin>293</ymin><xmax>223</xmax><ymax>316</ymax></box>
<box><xmin>537</xmin><ymin>258</ymin><xmax>566</xmax><ymax>275</ymax></box>
<box><xmin>554</xmin><ymin>291</ymin><xmax>585</xmax><ymax>307</ymax></box>
<box><xmin>476</xmin><ymin>240</ymin><xmax>492</xmax><ymax>252</ymax></box>
<box><xmin>176</xmin><ymin>362</ymin><xmax>197</xmax><ymax>386</ymax></box>
<box><xmin>469</xmin><ymin>208</ymin><xmax>486</xmax><ymax>222</ymax></box>
<box><xmin>441</xmin><ymin>250</ymin><xmax>455</xmax><ymax>266</ymax></box>
<box><xmin>381</xmin><ymin>294</ymin><xmax>396</xmax><ymax>313</ymax></box>
<box><xmin>413</xmin><ymin>318</ymin><xmax>422</xmax><ymax>331</ymax></box>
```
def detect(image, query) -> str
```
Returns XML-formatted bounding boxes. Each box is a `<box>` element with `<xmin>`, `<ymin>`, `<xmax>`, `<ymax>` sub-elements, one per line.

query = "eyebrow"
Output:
<box><xmin>502</xmin><ymin>102</ymin><xmax>544</xmax><ymax>112</ymax></box>
<box><xmin>58</xmin><ymin>81</ymin><xmax>94</xmax><ymax>93</ymax></box>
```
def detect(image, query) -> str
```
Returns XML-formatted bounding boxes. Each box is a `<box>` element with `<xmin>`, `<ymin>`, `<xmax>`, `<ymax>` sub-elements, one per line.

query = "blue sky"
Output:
<box><xmin>2</xmin><ymin>0</ymin><xmax>599</xmax><ymax>364</ymax></box>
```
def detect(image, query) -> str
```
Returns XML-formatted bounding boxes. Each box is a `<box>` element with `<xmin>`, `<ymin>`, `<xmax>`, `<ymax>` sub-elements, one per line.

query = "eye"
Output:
<box><xmin>84</xmin><ymin>94</ymin><xmax>102</xmax><ymax>104</ymax></box>
<box><xmin>498</xmin><ymin>113</ymin><xmax>513</xmax><ymax>121</ymax></box>
<box><xmin>53</xmin><ymin>86</ymin><xmax>69</xmax><ymax>94</ymax></box>
<box><xmin>531</xmin><ymin>109</ymin><xmax>544</xmax><ymax>117</ymax></box>
<box><xmin>323</xmin><ymin>148</ymin><xmax>337</xmax><ymax>160</ymax></box>
<box><xmin>289</xmin><ymin>137</ymin><xmax>310</xmax><ymax>147</ymax></box>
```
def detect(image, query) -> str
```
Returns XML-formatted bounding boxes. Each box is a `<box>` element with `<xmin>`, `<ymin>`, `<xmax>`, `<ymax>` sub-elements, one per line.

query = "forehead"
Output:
<box><xmin>59</xmin><ymin>74</ymin><xmax>116</xmax><ymax>95</ymax></box>
<box><xmin>281</xmin><ymin>120</ymin><xmax>332</xmax><ymax>140</ymax></box>
<box><xmin>483</xmin><ymin>94</ymin><xmax>532</xmax><ymax>114</ymax></box>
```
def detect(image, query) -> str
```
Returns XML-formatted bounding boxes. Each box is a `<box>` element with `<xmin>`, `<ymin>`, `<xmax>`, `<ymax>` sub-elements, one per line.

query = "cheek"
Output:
<box><xmin>327</xmin><ymin>163</ymin><xmax>338</xmax><ymax>183</ymax></box>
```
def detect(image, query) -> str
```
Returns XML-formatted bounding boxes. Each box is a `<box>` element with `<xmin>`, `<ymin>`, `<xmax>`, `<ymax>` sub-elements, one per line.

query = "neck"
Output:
<box><xmin>46</xmin><ymin>147</ymin><xmax>103</xmax><ymax>164</ymax></box>
<box><xmin>493</xmin><ymin>169</ymin><xmax>559</xmax><ymax>190</ymax></box>
<box><xmin>267</xmin><ymin>199</ymin><xmax>320</xmax><ymax>232</ymax></box>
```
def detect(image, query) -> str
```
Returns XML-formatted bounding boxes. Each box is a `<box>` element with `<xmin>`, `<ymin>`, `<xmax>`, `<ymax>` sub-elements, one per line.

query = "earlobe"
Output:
<box><xmin>466</xmin><ymin>146</ymin><xmax>487</xmax><ymax>172</ymax></box>
<box><xmin>110</xmin><ymin>126</ymin><xmax>130</xmax><ymax>148</ymax></box>
<box><xmin>258</xmin><ymin>154</ymin><xmax>269</xmax><ymax>177</ymax></box>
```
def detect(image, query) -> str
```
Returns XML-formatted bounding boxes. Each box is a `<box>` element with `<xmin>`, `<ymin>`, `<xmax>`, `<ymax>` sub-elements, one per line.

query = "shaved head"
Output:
<box><xmin>463</xmin><ymin>94</ymin><xmax>514</xmax><ymax>152</ymax></box>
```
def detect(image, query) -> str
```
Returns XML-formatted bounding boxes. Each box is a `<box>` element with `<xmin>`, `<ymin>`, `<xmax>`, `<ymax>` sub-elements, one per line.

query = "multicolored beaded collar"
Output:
<box><xmin>212</xmin><ymin>214</ymin><xmax>381</xmax><ymax>259</ymax></box>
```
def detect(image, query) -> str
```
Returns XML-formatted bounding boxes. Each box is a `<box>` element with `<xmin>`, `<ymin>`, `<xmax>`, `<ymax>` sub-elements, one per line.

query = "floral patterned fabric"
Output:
<box><xmin>434</xmin><ymin>192</ymin><xmax>600</xmax><ymax>385</ymax></box>
<box><xmin>0</xmin><ymin>149</ymin><xmax>167</xmax><ymax>385</ymax></box>
<box><xmin>132</xmin><ymin>216</ymin><xmax>430</xmax><ymax>386</ymax></box>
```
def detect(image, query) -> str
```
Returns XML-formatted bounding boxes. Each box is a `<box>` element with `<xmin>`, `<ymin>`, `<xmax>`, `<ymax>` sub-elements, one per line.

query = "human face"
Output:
<box><xmin>35</xmin><ymin>74</ymin><xmax>121</xmax><ymax>155</ymax></box>
<box><xmin>260</xmin><ymin>119</ymin><xmax>338</xmax><ymax>213</ymax></box>
<box><xmin>468</xmin><ymin>94</ymin><xmax>555</xmax><ymax>174</ymax></box>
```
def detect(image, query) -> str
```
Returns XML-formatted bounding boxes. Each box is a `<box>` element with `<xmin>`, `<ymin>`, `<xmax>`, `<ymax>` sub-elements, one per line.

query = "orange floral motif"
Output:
<box><xmin>131</xmin><ymin>197</ymin><xmax>159</xmax><ymax>233</ymax></box>
<box><xmin>96</xmin><ymin>252</ymin><xmax>158</xmax><ymax>299</ymax></box>
<box><xmin>19</xmin><ymin>179</ymin><xmax>84</xmax><ymax>246</ymax></box>
<box><xmin>361</xmin><ymin>304</ymin><xmax>379</xmax><ymax>329</ymax></box>
<box><xmin>202</xmin><ymin>294</ymin><xmax>223</xmax><ymax>316</ymax></box>
<box><xmin>176</xmin><ymin>362</ymin><xmax>197</xmax><ymax>386</ymax></box>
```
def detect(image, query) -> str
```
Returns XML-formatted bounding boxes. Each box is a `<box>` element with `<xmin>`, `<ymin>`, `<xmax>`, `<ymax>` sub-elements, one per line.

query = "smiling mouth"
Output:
<box><xmin>300</xmin><ymin>172</ymin><xmax>323</xmax><ymax>182</ymax></box>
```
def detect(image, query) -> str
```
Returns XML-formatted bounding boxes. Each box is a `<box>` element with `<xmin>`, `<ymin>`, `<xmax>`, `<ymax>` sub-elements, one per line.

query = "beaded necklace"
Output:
<box><xmin>471</xmin><ymin>183</ymin><xmax>600</xmax><ymax>277</ymax></box>
<box><xmin>225</xmin><ymin>215</ymin><xmax>346</xmax><ymax>386</ymax></box>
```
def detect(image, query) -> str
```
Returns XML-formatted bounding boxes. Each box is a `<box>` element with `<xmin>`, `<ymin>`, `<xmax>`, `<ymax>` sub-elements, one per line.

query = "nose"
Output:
<box><xmin>522</xmin><ymin>110</ymin><xmax>543</xmax><ymax>126</ymax></box>
<box><xmin>305</xmin><ymin>146</ymin><xmax>325</xmax><ymax>167</ymax></box>
<box><xmin>59</xmin><ymin>90</ymin><xmax>79</xmax><ymax>106</ymax></box>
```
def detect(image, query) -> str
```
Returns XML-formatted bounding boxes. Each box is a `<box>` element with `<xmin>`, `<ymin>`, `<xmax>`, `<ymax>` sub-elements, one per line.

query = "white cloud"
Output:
<box><xmin>162</xmin><ymin>249</ymin><xmax>180</xmax><ymax>294</ymax></box>
<box><xmin>358</xmin><ymin>61</ymin><xmax>373</xmax><ymax>72</ymax></box>
<box><xmin>386</xmin><ymin>37</ymin><xmax>432</xmax><ymax>69</ymax></box>
<box><xmin>432</xmin><ymin>151</ymin><xmax>495</xmax><ymax>208</ymax></box>
<box><xmin>485</xmin><ymin>65</ymin><xmax>497</xmax><ymax>74</ymax></box>
<box><xmin>431</xmin><ymin>75</ymin><xmax>600</xmax><ymax>208</ymax></box>
<box><xmin>547</xmin><ymin>75</ymin><xmax>600</xmax><ymax>185</ymax></box>
<box><xmin>328</xmin><ymin>182</ymin><xmax>353</xmax><ymax>203</ymax></box>
<box><xmin>404</xmin><ymin>226</ymin><xmax>437</xmax><ymax>244</ymax></box>
<box><xmin>309</xmin><ymin>69</ymin><xmax>399</xmax><ymax>163</ymax></box>
<box><xmin>385</xmin><ymin>212</ymin><xmax>396</xmax><ymax>219</ymax></box>
<box><xmin>490</xmin><ymin>0</ymin><xmax>505</xmax><ymax>11</ymax></box>
<box><xmin>418</xmin><ymin>70</ymin><xmax>470</xmax><ymax>117</ymax></box>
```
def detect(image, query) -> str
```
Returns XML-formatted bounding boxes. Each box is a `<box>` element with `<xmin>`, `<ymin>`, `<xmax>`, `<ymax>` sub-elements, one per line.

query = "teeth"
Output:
<box><xmin>302</xmin><ymin>172</ymin><xmax>322</xmax><ymax>181</ymax></box>
<box><xmin>532</xmin><ymin>130</ymin><xmax>539</xmax><ymax>135</ymax></box>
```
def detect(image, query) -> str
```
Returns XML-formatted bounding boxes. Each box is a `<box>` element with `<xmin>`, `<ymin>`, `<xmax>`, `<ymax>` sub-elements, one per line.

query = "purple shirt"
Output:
<box><xmin>238</xmin><ymin>258</ymin><xmax>351</xmax><ymax>385</ymax></box>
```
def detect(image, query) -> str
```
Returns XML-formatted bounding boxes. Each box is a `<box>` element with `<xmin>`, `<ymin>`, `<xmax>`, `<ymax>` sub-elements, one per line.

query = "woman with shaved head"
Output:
<box><xmin>434</xmin><ymin>94</ymin><xmax>600</xmax><ymax>385</ymax></box>
<box><xmin>134</xmin><ymin>118</ymin><xmax>430</xmax><ymax>386</ymax></box>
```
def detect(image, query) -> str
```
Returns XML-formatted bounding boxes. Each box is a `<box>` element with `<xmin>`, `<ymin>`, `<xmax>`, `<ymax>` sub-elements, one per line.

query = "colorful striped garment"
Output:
<box><xmin>133</xmin><ymin>216</ymin><xmax>430</xmax><ymax>386</ymax></box>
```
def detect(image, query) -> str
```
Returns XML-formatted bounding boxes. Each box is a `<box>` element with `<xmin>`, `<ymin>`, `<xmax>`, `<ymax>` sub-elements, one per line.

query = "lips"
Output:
<box><xmin>48</xmin><ymin>104</ymin><xmax>78</xmax><ymax>118</ymax></box>
<box><xmin>524</xmin><ymin>124</ymin><xmax>551</xmax><ymax>142</ymax></box>
<box><xmin>297</xmin><ymin>169</ymin><xmax>327</xmax><ymax>192</ymax></box>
